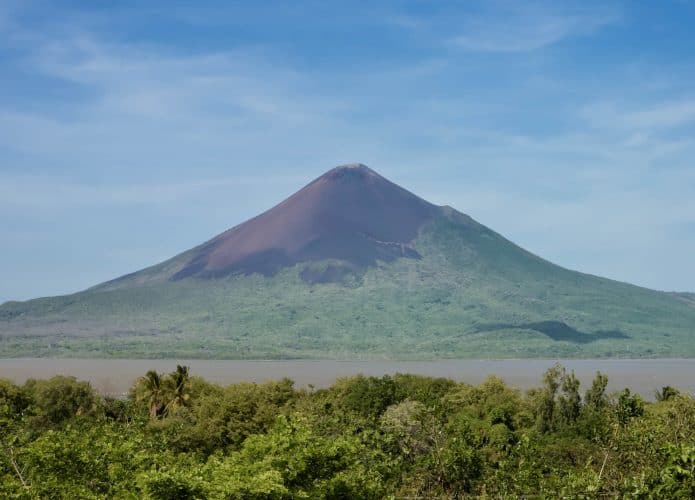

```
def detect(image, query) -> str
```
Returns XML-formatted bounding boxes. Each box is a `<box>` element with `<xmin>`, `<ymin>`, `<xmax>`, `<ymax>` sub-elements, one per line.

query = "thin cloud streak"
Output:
<box><xmin>449</xmin><ymin>2</ymin><xmax>619</xmax><ymax>52</ymax></box>
<box><xmin>0</xmin><ymin>174</ymin><xmax>308</xmax><ymax>207</ymax></box>
<box><xmin>582</xmin><ymin>100</ymin><xmax>695</xmax><ymax>131</ymax></box>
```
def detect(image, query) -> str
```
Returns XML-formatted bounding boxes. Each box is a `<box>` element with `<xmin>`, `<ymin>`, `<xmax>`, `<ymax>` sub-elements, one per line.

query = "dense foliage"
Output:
<box><xmin>1</xmin><ymin>364</ymin><xmax>694</xmax><ymax>498</ymax></box>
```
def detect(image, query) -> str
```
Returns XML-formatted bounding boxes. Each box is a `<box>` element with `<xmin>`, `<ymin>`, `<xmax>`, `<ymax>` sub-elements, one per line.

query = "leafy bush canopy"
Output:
<box><xmin>1</xmin><ymin>365</ymin><xmax>694</xmax><ymax>498</ymax></box>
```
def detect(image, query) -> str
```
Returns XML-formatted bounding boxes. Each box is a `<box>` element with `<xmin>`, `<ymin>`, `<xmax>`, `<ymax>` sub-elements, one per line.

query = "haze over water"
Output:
<box><xmin>2</xmin><ymin>359</ymin><xmax>693</xmax><ymax>400</ymax></box>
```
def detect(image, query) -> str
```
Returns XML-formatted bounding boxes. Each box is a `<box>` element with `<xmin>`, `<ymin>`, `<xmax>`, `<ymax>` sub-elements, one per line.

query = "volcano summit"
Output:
<box><xmin>1</xmin><ymin>164</ymin><xmax>694</xmax><ymax>359</ymax></box>
<box><xmin>170</xmin><ymin>164</ymin><xmax>438</xmax><ymax>282</ymax></box>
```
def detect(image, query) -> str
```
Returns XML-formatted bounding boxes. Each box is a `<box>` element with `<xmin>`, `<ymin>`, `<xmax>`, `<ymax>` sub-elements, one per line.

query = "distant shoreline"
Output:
<box><xmin>1</xmin><ymin>358</ymin><xmax>693</xmax><ymax>400</ymax></box>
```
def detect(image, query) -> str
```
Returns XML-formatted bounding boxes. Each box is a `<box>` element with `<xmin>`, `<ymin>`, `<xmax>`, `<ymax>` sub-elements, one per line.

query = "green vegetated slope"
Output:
<box><xmin>672</xmin><ymin>292</ymin><xmax>695</xmax><ymax>307</ymax></box>
<box><xmin>1</xmin><ymin>209</ymin><xmax>694</xmax><ymax>358</ymax></box>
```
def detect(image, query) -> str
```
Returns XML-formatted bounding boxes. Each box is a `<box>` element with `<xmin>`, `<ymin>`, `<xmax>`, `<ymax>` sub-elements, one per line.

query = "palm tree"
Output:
<box><xmin>163</xmin><ymin>365</ymin><xmax>191</xmax><ymax>415</ymax></box>
<box><xmin>138</xmin><ymin>370</ymin><xmax>165</xmax><ymax>418</ymax></box>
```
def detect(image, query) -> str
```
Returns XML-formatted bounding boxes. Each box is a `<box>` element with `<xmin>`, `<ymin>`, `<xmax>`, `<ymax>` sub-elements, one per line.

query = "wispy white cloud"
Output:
<box><xmin>29</xmin><ymin>36</ymin><xmax>334</xmax><ymax>122</ymax></box>
<box><xmin>0</xmin><ymin>174</ymin><xmax>307</xmax><ymax>207</ymax></box>
<box><xmin>450</xmin><ymin>2</ymin><xmax>619</xmax><ymax>52</ymax></box>
<box><xmin>0</xmin><ymin>29</ymin><xmax>366</xmax><ymax>184</ymax></box>
<box><xmin>581</xmin><ymin>99</ymin><xmax>695</xmax><ymax>131</ymax></box>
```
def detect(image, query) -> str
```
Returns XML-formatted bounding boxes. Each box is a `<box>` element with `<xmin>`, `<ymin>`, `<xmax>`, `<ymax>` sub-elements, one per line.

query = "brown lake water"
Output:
<box><xmin>1</xmin><ymin>358</ymin><xmax>694</xmax><ymax>399</ymax></box>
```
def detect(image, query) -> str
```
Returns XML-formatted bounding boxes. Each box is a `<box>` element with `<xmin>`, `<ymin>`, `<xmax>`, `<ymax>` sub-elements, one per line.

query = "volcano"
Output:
<box><xmin>1</xmin><ymin>164</ymin><xmax>694</xmax><ymax>359</ymax></box>
<box><xmin>170</xmin><ymin>164</ymin><xmax>438</xmax><ymax>282</ymax></box>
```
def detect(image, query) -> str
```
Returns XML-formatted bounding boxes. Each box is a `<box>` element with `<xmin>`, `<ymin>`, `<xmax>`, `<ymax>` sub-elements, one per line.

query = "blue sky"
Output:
<box><xmin>1</xmin><ymin>0</ymin><xmax>695</xmax><ymax>303</ymax></box>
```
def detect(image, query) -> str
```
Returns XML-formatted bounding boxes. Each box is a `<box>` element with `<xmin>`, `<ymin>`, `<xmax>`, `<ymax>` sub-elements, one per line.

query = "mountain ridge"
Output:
<box><xmin>1</xmin><ymin>163</ymin><xmax>694</xmax><ymax>359</ymax></box>
<box><xmin>97</xmin><ymin>163</ymin><xmax>442</xmax><ymax>289</ymax></box>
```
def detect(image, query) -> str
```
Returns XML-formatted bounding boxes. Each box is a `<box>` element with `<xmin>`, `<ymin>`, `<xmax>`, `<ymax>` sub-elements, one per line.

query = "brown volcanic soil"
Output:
<box><xmin>172</xmin><ymin>164</ymin><xmax>440</xmax><ymax>281</ymax></box>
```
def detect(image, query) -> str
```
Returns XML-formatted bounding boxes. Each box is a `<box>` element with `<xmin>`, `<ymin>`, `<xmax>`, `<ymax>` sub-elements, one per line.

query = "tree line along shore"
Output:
<box><xmin>1</xmin><ymin>364</ymin><xmax>694</xmax><ymax>498</ymax></box>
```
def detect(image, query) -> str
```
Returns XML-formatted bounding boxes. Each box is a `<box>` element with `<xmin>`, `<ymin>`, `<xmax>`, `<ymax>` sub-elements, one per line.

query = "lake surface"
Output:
<box><xmin>1</xmin><ymin>358</ymin><xmax>694</xmax><ymax>399</ymax></box>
